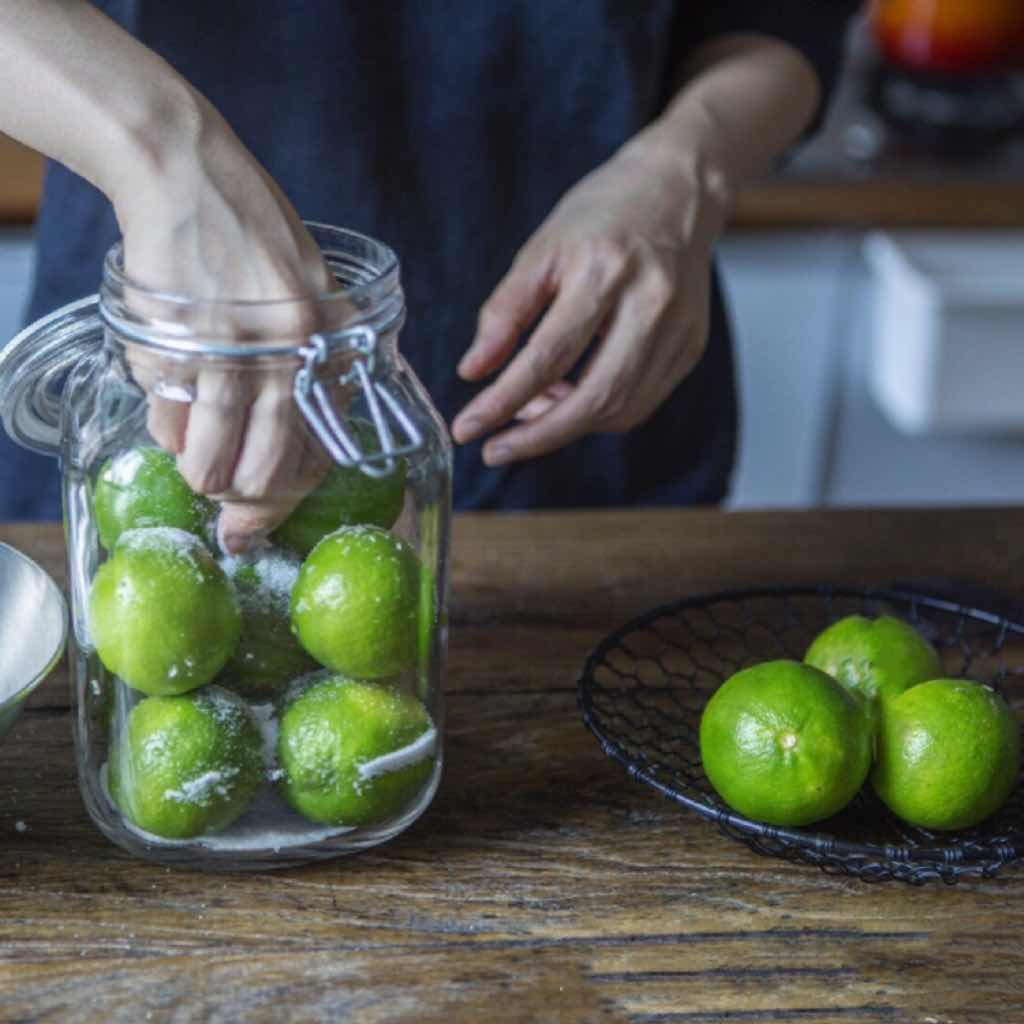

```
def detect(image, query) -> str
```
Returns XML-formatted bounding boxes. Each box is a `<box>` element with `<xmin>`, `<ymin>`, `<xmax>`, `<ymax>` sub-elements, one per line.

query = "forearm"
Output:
<box><xmin>625</xmin><ymin>34</ymin><xmax>821</xmax><ymax>230</ymax></box>
<box><xmin>0</xmin><ymin>0</ymin><xmax>199</xmax><ymax>213</ymax></box>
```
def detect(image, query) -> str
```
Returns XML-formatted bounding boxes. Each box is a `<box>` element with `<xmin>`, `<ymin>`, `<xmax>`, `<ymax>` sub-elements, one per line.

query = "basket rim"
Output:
<box><xmin>577</xmin><ymin>583</ymin><xmax>1024</xmax><ymax>872</ymax></box>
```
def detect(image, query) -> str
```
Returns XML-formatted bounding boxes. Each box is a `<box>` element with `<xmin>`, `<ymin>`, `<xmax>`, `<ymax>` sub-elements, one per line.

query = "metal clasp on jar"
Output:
<box><xmin>294</xmin><ymin>325</ymin><xmax>423</xmax><ymax>479</ymax></box>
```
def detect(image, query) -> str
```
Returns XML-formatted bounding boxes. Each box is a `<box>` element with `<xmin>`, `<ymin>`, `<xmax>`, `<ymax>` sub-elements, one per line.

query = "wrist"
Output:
<box><xmin>619</xmin><ymin>116</ymin><xmax>733</xmax><ymax>247</ymax></box>
<box><xmin>103</xmin><ymin>76</ymin><xmax>212</xmax><ymax>227</ymax></box>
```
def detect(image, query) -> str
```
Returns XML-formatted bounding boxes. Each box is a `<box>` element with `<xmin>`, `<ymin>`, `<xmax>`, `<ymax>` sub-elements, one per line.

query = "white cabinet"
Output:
<box><xmin>720</xmin><ymin>229</ymin><xmax>1024</xmax><ymax>509</ymax></box>
<box><xmin>718</xmin><ymin>231</ymin><xmax>856</xmax><ymax>508</ymax></box>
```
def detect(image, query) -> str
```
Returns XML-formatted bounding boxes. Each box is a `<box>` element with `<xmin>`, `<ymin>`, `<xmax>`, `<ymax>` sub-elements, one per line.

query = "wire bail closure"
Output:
<box><xmin>294</xmin><ymin>325</ymin><xmax>423</xmax><ymax>479</ymax></box>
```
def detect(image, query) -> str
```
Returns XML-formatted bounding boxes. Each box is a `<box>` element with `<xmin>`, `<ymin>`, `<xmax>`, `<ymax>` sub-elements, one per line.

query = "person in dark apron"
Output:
<box><xmin>0</xmin><ymin>2</ymin><xmax>856</xmax><ymax>541</ymax></box>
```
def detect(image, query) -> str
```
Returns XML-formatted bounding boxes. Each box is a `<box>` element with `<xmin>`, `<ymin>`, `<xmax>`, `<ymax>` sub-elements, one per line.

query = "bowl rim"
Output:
<box><xmin>0</xmin><ymin>541</ymin><xmax>68</xmax><ymax>709</ymax></box>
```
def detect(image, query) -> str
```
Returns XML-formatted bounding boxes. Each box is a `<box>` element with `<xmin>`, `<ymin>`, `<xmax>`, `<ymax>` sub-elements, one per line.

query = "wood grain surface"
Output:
<box><xmin>2</xmin><ymin>508</ymin><xmax>1024</xmax><ymax>1023</ymax></box>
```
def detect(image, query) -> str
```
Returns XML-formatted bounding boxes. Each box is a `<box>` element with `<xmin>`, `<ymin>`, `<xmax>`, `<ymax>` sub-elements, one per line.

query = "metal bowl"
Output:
<box><xmin>0</xmin><ymin>543</ymin><xmax>67</xmax><ymax>740</ymax></box>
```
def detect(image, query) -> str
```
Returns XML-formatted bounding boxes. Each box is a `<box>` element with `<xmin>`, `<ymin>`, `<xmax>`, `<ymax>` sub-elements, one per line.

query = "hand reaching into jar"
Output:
<box><xmin>118</xmin><ymin>93</ymin><xmax>340</xmax><ymax>553</ymax></box>
<box><xmin>0</xmin><ymin>1</ymin><xmax>338</xmax><ymax>552</ymax></box>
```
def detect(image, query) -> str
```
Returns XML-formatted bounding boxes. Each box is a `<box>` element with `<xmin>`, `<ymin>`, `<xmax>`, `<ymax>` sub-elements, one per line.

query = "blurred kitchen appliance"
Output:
<box><xmin>865</xmin><ymin>0</ymin><xmax>1024</xmax><ymax>157</ymax></box>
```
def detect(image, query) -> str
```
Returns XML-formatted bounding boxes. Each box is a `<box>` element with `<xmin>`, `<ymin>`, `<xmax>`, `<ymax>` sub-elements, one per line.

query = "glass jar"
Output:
<box><xmin>0</xmin><ymin>224</ymin><xmax>450</xmax><ymax>869</ymax></box>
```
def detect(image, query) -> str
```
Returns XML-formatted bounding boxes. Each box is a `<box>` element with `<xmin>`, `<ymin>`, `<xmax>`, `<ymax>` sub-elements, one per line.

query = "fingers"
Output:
<box><xmin>453</xmin><ymin>244</ymin><xmax>630</xmax><ymax>444</ymax></box>
<box><xmin>124</xmin><ymin>346</ymin><xmax>192</xmax><ymax>454</ymax></box>
<box><xmin>147</xmin><ymin>396</ymin><xmax>190</xmax><ymax>454</ymax></box>
<box><xmin>230</xmin><ymin>372</ymin><xmax>304</xmax><ymax>497</ymax></box>
<box><xmin>515</xmin><ymin>380</ymin><xmax>575</xmax><ymax>422</ymax></box>
<box><xmin>218</xmin><ymin>418</ymin><xmax>332</xmax><ymax>553</ymax></box>
<box><xmin>177</xmin><ymin>366</ymin><xmax>253</xmax><ymax>496</ymax></box>
<box><xmin>218</xmin><ymin>498</ymin><xmax>296</xmax><ymax>555</ymax></box>
<box><xmin>457</xmin><ymin>247</ymin><xmax>555</xmax><ymax>382</ymax></box>
<box><xmin>480</xmin><ymin>280</ymin><xmax>707</xmax><ymax>465</ymax></box>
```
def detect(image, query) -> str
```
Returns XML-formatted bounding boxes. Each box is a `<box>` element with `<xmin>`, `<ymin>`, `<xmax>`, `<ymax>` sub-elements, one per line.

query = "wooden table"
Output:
<box><xmin>2</xmin><ymin>509</ymin><xmax>1024</xmax><ymax>1021</ymax></box>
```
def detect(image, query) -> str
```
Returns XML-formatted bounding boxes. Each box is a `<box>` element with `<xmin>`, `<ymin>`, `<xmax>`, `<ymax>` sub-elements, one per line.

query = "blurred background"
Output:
<box><xmin>1</xmin><ymin>3</ymin><xmax>1024</xmax><ymax>510</ymax></box>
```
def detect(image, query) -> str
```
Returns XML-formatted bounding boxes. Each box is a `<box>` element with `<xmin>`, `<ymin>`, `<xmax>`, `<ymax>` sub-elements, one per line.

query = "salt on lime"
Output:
<box><xmin>90</xmin><ymin>527</ymin><xmax>240</xmax><ymax>696</ymax></box>
<box><xmin>219</xmin><ymin>548</ymin><xmax>318</xmax><ymax>699</ymax></box>
<box><xmin>291</xmin><ymin>525</ymin><xmax>420</xmax><ymax>679</ymax></box>
<box><xmin>94</xmin><ymin>446</ymin><xmax>217</xmax><ymax>551</ymax></box>
<box><xmin>108</xmin><ymin>686</ymin><xmax>264</xmax><ymax>839</ymax></box>
<box><xmin>277</xmin><ymin>673</ymin><xmax>436</xmax><ymax>827</ymax></box>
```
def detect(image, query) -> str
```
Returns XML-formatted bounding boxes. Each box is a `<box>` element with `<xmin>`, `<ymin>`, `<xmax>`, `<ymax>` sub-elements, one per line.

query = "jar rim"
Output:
<box><xmin>102</xmin><ymin>221</ymin><xmax>400</xmax><ymax>311</ymax></box>
<box><xmin>98</xmin><ymin>222</ymin><xmax>405</xmax><ymax>358</ymax></box>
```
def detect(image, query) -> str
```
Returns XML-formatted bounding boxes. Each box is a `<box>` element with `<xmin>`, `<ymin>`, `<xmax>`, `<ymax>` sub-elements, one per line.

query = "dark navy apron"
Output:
<box><xmin>1</xmin><ymin>1</ymin><xmax>854</xmax><ymax>519</ymax></box>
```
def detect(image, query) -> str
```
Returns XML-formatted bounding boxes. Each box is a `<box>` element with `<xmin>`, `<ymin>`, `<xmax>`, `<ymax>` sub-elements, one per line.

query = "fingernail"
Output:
<box><xmin>453</xmin><ymin>416</ymin><xmax>483</xmax><ymax>443</ymax></box>
<box><xmin>485</xmin><ymin>445</ymin><xmax>512</xmax><ymax>466</ymax></box>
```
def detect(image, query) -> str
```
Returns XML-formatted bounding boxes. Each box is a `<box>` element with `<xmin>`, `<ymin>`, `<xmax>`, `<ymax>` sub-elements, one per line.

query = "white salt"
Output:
<box><xmin>115</xmin><ymin>527</ymin><xmax>212</xmax><ymax>586</ymax></box>
<box><xmin>249</xmin><ymin>700</ymin><xmax>280</xmax><ymax>771</ymax></box>
<box><xmin>108</xmin><ymin>774</ymin><xmax>356</xmax><ymax>852</ymax></box>
<box><xmin>357</xmin><ymin>725</ymin><xmax>437</xmax><ymax>782</ymax></box>
<box><xmin>117</xmin><ymin>526</ymin><xmax>204</xmax><ymax>556</ymax></box>
<box><xmin>221</xmin><ymin>549</ymin><xmax>302</xmax><ymax>617</ymax></box>
<box><xmin>103</xmin><ymin>448</ymin><xmax>146</xmax><ymax>487</ymax></box>
<box><xmin>163</xmin><ymin>770</ymin><xmax>233</xmax><ymax>806</ymax></box>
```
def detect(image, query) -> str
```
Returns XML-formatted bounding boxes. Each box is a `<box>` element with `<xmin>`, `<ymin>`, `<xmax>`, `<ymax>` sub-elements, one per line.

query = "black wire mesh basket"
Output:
<box><xmin>577</xmin><ymin>586</ymin><xmax>1024</xmax><ymax>885</ymax></box>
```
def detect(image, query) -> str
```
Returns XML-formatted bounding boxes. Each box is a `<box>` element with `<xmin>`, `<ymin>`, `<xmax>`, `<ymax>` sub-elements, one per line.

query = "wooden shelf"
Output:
<box><xmin>4</xmin><ymin>131</ymin><xmax>1024</xmax><ymax>231</ymax></box>
<box><xmin>0</xmin><ymin>134</ymin><xmax>44</xmax><ymax>224</ymax></box>
<box><xmin>732</xmin><ymin>177</ymin><xmax>1024</xmax><ymax>230</ymax></box>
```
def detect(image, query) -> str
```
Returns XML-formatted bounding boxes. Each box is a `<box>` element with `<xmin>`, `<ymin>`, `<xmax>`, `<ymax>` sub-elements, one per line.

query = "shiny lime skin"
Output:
<box><xmin>273</xmin><ymin>420</ymin><xmax>406</xmax><ymax>557</ymax></box>
<box><xmin>699</xmin><ymin>660</ymin><xmax>873</xmax><ymax>827</ymax></box>
<box><xmin>277</xmin><ymin>674</ymin><xmax>435</xmax><ymax>826</ymax></box>
<box><xmin>872</xmin><ymin>679</ymin><xmax>1020</xmax><ymax>831</ymax></box>
<box><xmin>94</xmin><ymin>447</ymin><xmax>217</xmax><ymax>551</ymax></box>
<box><xmin>219</xmin><ymin>550</ymin><xmax>318</xmax><ymax>699</ymax></box>
<box><xmin>89</xmin><ymin>528</ymin><xmax>241</xmax><ymax>696</ymax></box>
<box><xmin>805</xmin><ymin>614</ymin><xmax>943</xmax><ymax>732</ymax></box>
<box><xmin>291</xmin><ymin>525</ymin><xmax>420</xmax><ymax>679</ymax></box>
<box><xmin>108</xmin><ymin>686</ymin><xmax>264</xmax><ymax>839</ymax></box>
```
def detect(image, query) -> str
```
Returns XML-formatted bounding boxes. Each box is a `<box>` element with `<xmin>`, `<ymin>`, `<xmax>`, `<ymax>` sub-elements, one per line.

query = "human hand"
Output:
<box><xmin>114</xmin><ymin>94</ymin><xmax>339</xmax><ymax>552</ymax></box>
<box><xmin>452</xmin><ymin>138</ymin><xmax>729</xmax><ymax>465</ymax></box>
<box><xmin>0</xmin><ymin>2</ymin><xmax>342</xmax><ymax>550</ymax></box>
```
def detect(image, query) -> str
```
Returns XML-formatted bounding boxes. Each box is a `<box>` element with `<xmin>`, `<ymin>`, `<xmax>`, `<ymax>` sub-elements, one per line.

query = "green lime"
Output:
<box><xmin>291</xmin><ymin>525</ymin><xmax>420</xmax><ymax>678</ymax></box>
<box><xmin>872</xmin><ymin>678</ymin><xmax>1020</xmax><ymax>831</ymax></box>
<box><xmin>219</xmin><ymin>549</ymin><xmax>318</xmax><ymax>699</ymax></box>
<box><xmin>699</xmin><ymin>659</ymin><xmax>872</xmax><ymax>827</ymax></box>
<box><xmin>90</xmin><ymin>527</ymin><xmax>241</xmax><ymax>696</ymax></box>
<box><xmin>805</xmin><ymin>614</ymin><xmax>943</xmax><ymax>731</ymax></box>
<box><xmin>277</xmin><ymin>674</ymin><xmax>436</xmax><ymax>826</ymax></box>
<box><xmin>273</xmin><ymin>420</ymin><xmax>406</xmax><ymax>556</ymax></box>
<box><xmin>94</xmin><ymin>446</ymin><xmax>217</xmax><ymax>551</ymax></box>
<box><xmin>108</xmin><ymin>686</ymin><xmax>264</xmax><ymax>839</ymax></box>
<box><xmin>418</xmin><ymin>565</ymin><xmax>437</xmax><ymax>682</ymax></box>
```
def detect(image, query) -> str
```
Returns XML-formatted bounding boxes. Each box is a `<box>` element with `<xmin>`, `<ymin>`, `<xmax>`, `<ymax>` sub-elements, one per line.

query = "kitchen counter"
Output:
<box><xmin>5</xmin><ymin>133</ymin><xmax>1024</xmax><ymax>230</ymax></box>
<box><xmin>2</xmin><ymin>508</ymin><xmax>1024</xmax><ymax>1020</ymax></box>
